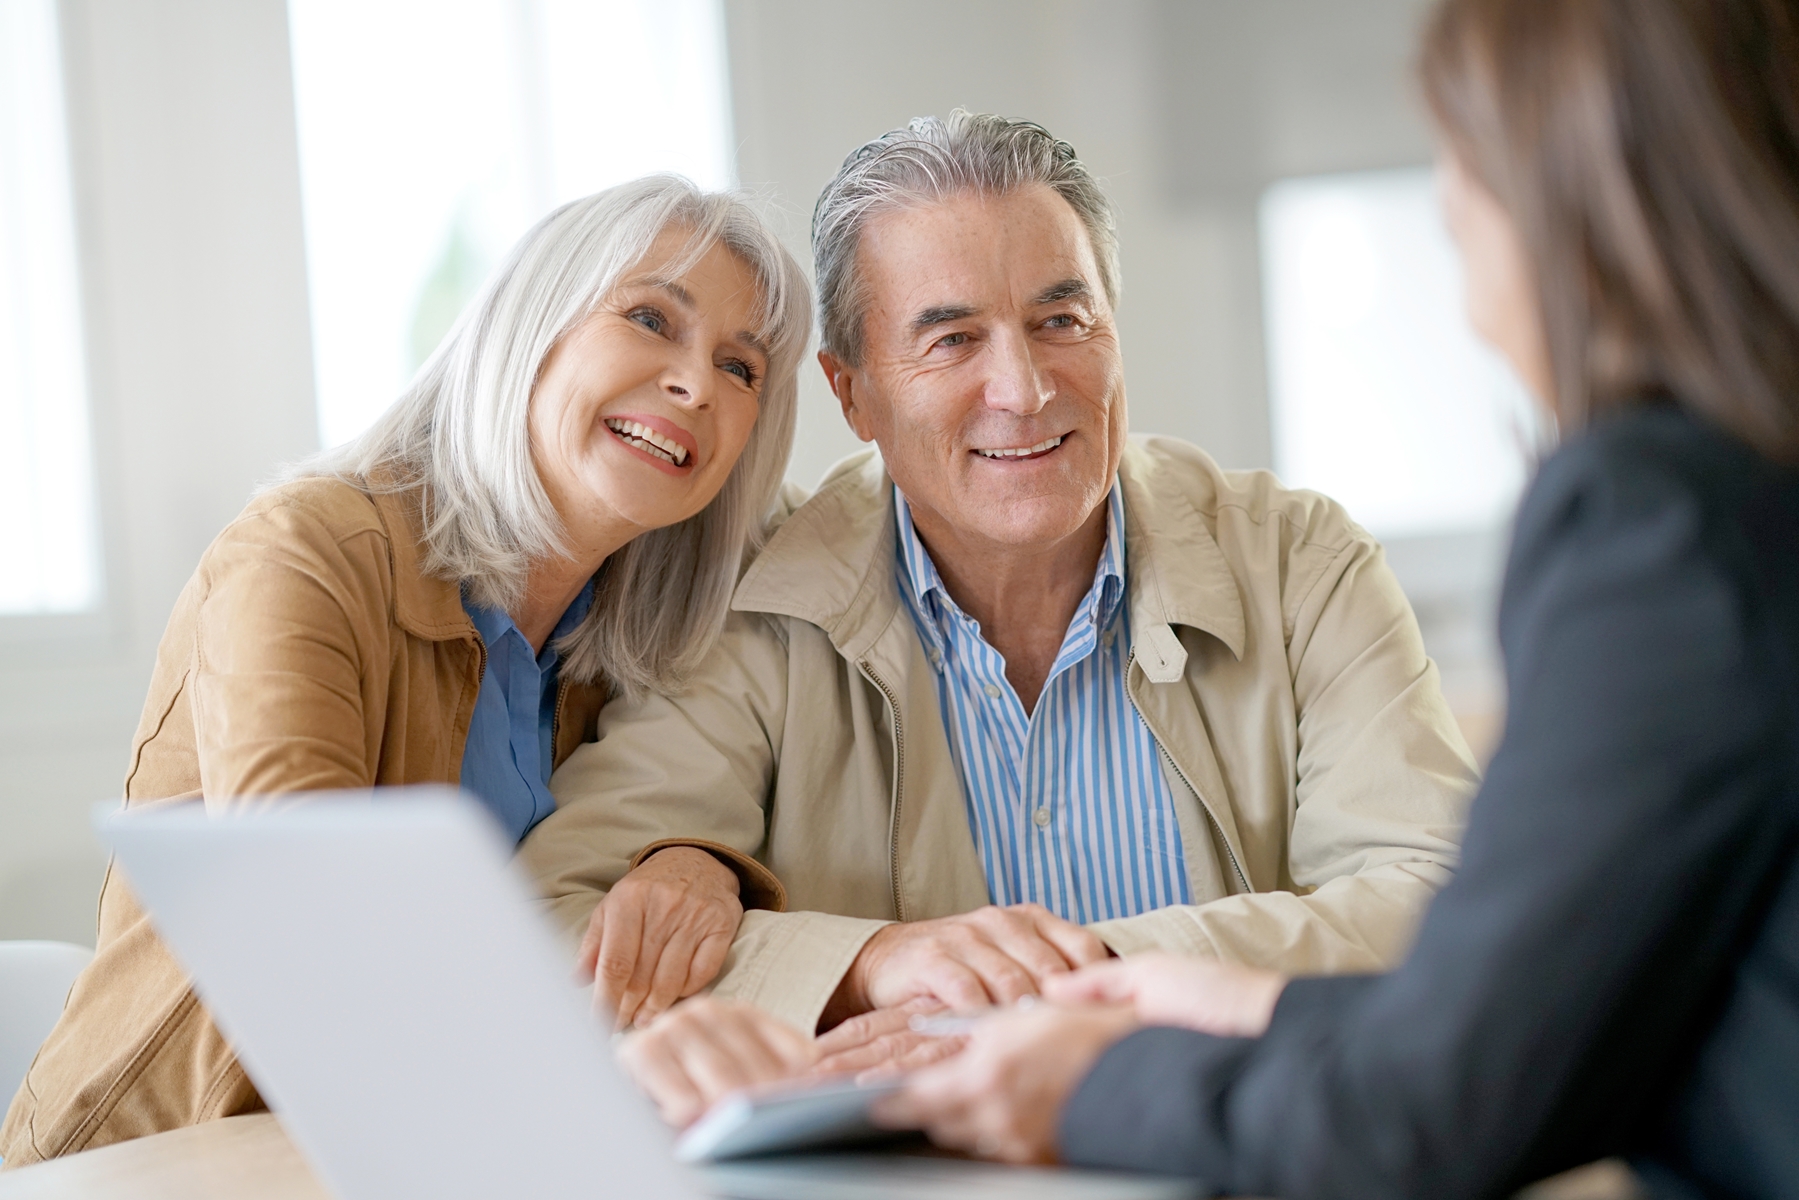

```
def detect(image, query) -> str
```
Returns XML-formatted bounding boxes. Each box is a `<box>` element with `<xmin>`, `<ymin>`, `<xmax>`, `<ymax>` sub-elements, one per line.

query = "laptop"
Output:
<box><xmin>100</xmin><ymin>788</ymin><xmax>1199</xmax><ymax>1200</ymax></box>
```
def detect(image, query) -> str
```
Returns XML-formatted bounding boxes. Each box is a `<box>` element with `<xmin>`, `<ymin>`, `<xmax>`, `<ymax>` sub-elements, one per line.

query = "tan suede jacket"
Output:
<box><xmin>522</xmin><ymin>437</ymin><xmax>1481</xmax><ymax>1034</ymax></box>
<box><xmin>0</xmin><ymin>477</ymin><xmax>611</xmax><ymax>1167</ymax></box>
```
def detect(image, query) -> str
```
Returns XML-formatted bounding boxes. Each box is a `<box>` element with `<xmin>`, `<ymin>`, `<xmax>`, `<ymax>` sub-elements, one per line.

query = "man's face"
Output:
<box><xmin>822</xmin><ymin>186</ymin><xmax>1127</xmax><ymax>552</ymax></box>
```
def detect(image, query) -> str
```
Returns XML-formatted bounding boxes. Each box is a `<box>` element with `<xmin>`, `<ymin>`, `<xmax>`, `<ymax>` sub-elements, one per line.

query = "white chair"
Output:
<box><xmin>0</xmin><ymin>941</ymin><xmax>94</xmax><ymax>1111</ymax></box>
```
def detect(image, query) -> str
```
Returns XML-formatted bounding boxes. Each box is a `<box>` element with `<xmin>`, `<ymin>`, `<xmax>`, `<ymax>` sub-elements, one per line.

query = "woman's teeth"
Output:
<box><xmin>975</xmin><ymin>435</ymin><xmax>1064</xmax><ymax>459</ymax></box>
<box><xmin>603</xmin><ymin>418</ymin><xmax>689</xmax><ymax>466</ymax></box>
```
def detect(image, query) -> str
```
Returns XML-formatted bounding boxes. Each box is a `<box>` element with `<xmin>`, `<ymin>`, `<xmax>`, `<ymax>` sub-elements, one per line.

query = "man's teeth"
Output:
<box><xmin>603</xmin><ymin>418</ymin><xmax>689</xmax><ymax>466</ymax></box>
<box><xmin>975</xmin><ymin>435</ymin><xmax>1064</xmax><ymax>459</ymax></box>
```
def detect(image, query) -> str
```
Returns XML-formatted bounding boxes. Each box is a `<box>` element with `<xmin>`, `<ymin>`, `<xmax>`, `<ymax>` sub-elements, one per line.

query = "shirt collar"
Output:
<box><xmin>893</xmin><ymin>482</ymin><xmax>1128</xmax><ymax>653</ymax></box>
<box><xmin>462</xmin><ymin>576</ymin><xmax>596</xmax><ymax>668</ymax></box>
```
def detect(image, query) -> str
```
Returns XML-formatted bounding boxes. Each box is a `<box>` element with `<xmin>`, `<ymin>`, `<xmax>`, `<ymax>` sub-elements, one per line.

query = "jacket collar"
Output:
<box><xmin>732</xmin><ymin>439</ymin><xmax>1246</xmax><ymax>673</ymax></box>
<box><xmin>364</xmin><ymin>480</ymin><xmax>479</xmax><ymax>644</ymax></box>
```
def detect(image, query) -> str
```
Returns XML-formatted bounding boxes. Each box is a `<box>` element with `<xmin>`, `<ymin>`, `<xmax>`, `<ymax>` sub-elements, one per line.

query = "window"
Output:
<box><xmin>1260</xmin><ymin>167</ymin><xmax>1542</xmax><ymax>540</ymax></box>
<box><xmin>287</xmin><ymin>0</ymin><xmax>735</xmax><ymax>450</ymax></box>
<box><xmin>0</xmin><ymin>0</ymin><xmax>102</xmax><ymax>615</ymax></box>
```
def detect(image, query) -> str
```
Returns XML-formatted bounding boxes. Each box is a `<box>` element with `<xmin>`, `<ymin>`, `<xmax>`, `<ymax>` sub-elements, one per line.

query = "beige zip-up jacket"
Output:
<box><xmin>522</xmin><ymin>436</ymin><xmax>1480</xmax><ymax>1032</ymax></box>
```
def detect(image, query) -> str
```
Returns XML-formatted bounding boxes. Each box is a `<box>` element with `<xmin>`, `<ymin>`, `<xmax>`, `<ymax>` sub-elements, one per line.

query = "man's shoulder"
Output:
<box><xmin>1123</xmin><ymin>434</ymin><xmax>1370</xmax><ymax>556</ymax></box>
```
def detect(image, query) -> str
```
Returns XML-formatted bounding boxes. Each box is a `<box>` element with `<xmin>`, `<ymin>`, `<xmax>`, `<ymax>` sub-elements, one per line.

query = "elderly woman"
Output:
<box><xmin>0</xmin><ymin>176</ymin><xmax>809</xmax><ymax>1166</ymax></box>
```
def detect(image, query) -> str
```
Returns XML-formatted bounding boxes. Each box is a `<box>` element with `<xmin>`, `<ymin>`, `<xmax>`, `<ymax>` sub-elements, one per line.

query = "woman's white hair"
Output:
<box><xmin>299</xmin><ymin>175</ymin><xmax>812</xmax><ymax>697</ymax></box>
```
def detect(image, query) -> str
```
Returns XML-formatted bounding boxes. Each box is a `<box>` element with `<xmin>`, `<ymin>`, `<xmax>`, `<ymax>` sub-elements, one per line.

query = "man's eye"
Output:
<box><xmin>1045</xmin><ymin>314</ymin><xmax>1076</xmax><ymax>329</ymax></box>
<box><xmin>629</xmin><ymin>307</ymin><xmax>667</xmax><ymax>334</ymax></box>
<box><xmin>935</xmin><ymin>332</ymin><xmax>969</xmax><ymax>349</ymax></box>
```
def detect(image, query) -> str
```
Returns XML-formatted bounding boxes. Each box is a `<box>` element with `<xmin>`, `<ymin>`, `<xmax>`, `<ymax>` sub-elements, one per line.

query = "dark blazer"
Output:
<box><xmin>1060</xmin><ymin>405</ymin><xmax>1799</xmax><ymax>1199</ymax></box>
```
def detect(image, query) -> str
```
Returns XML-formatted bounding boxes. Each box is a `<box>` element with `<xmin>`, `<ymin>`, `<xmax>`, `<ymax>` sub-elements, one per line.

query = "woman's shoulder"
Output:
<box><xmin>1518</xmin><ymin>405</ymin><xmax>1789</xmax><ymax>550</ymax></box>
<box><xmin>230</xmin><ymin>475</ymin><xmax>389</xmax><ymax>546</ymax></box>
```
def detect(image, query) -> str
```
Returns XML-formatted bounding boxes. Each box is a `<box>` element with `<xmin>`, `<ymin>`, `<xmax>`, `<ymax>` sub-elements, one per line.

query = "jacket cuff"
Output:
<box><xmin>628</xmin><ymin>838</ymin><xmax>787</xmax><ymax>912</ymax></box>
<box><xmin>1086</xmin><ymin>907</ymin><xmax>1223</xmax><ymax>958</ymax></box>
<box><xmin>705</xmin><ymin>909</ymin><xmax>890</xmax><ymax>1033</ymax></box>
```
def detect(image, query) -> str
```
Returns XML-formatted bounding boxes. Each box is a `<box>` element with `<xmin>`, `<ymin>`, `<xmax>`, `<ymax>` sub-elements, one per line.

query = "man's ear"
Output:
<box><xmin>818</xmin><ymin>349</ymin><xmax>877</xmax><ymax>443</ymax></box>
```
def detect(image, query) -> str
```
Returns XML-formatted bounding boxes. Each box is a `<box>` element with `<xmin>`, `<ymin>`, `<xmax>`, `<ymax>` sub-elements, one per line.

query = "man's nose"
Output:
<box><xmin>981</xmin><ymin>329</ymin><xmax>1051</xmax><ymax>416</ymax></box>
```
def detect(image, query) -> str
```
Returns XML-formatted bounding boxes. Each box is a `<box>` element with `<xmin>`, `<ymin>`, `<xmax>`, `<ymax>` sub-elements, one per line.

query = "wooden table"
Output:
<box><xmin>0</xmin><ymin>1115</ymin><xmax>324</xmax><ymax>1200</ymax></box>
<box><xmin>0</xmin><ymin>1114</ymin><xmax>1641</xmax><ymax>1200</ymax></box>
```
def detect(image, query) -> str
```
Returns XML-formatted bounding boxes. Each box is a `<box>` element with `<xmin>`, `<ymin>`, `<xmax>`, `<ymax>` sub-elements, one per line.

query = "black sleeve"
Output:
<box><xmin>1059</xmin><ymin>430</ymin><xmax>1797</xmax><ymax>1199</ymax></box>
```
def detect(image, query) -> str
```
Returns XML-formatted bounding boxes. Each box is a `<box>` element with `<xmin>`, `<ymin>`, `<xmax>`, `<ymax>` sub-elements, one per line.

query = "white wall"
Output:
<box><xmin>0</xmin><ymin>0</ymin><xmax>317</xmax><ymax>944</ymax></box>
<box><xmin>723</xmin><ymin>0</ymin><xmax>1438</xmax><ymax>490</ymax></box>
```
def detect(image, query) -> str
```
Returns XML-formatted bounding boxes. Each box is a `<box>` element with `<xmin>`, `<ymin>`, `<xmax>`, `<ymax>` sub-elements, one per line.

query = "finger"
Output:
<box><xmin>676</xmin><ymin>1013</ymin><xmax>811</xmax><ymax>1101</ymax></box>
<box><xmin>614</xmin><ymin>905</ymin><xmax>673</xmax><ymax>1031</ymax></box>
<box><xmin>594</xmin><ymin>900</ymin><xmax>646</xmax><ymax>1024</ymax></box>
<box><xmin>617</xmin><ymin>1030</ymin><xmax>708</xmax><ymax>1127</ymax></box>
<box><xmin>681</xmin><ymin>926</ymin><xmax>736</xmax><ymax>999</ymax></box>
<box><xmin>635</xmin><ymin>925</ymin><xmax>705</xmax><ymax>1029</ymax></box>
<box><xmin>1025</xmin><ymin>909</ymin><xmax>1112</xmax><ymax>970</ymax></box>
<box><xmin>575</xmin><ymin>901</ymin><xmax>607</xmax><ymax>983</ymax></box>
<box><xmin>954</xmin><ymin>941</ymin><xmax>1042</xmax><ymax>1006</ymax></box>
<box><xmin>917</xmin><ymin>958</ymin><xmax>999</xmax><ymax>1013</ymax></box>
<box><xmin>815</xmin><ymin>997</ymin><xmax>941</xmax><ymax>1057</ymax></box>
<box><xmin>973</xmin><ymin>908</ymin><xmax>1088</xmax><ymax>984</ymax></box>
<box><xmin>1041</xmin><ymin>959</ymin><xmax>1135</xmax><ymax>1005</ymax></box>
<box><xmin>846</xmin><ymin>1031</ymin><xmax>967</xmax><ymax>1083</ymax></box>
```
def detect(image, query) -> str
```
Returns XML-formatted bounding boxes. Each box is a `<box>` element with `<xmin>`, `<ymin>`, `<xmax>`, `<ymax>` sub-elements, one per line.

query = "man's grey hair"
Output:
<box><xmin>811</xmin><ymin>109</ymin><xmax>1121</xmax><ymax>366</ymax></box>
<box><xmin>298</xmin><ymin>175</ymin><xmax>812</xmax><ymax>698</ymax></box>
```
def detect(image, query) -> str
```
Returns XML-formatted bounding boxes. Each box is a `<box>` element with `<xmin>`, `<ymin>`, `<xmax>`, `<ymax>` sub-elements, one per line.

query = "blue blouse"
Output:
<box><xmin>459</xmin><ymin>580</ymin><xmax>595</xmax><ymax>843</ymax></box>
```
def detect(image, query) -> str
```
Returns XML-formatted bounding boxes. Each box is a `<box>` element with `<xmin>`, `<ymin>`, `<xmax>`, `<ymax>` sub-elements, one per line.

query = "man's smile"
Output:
<box><xmin>972</xmin><ymin>434</ymin><xmax>1066</xmax><ymax>461</ymax></box>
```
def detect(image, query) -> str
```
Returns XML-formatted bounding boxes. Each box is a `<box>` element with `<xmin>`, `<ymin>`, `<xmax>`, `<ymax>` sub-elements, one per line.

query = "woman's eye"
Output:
<box><xmin>629</xmin><ymin>307</ymin><xmax>667</xmax><ymax>334</ymax></box>
<box><xmin>721</xmin><ymin>359</ymin><xmax>758</xmax><ymax>385</ymax></box>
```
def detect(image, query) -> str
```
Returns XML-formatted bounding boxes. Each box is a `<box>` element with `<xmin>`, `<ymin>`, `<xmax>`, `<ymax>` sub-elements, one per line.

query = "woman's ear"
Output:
<box><xmin>817</xmin><ymin>349</ymin><xmax>877</xmax><ymax>443</ymax></box>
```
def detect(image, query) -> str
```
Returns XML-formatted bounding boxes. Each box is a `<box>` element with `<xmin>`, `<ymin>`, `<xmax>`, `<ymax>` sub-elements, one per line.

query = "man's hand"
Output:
<box><xmin>1043</xmin><ymin>952</ymin><xmax>1287</xmax><ymax>1037</ymax></box>
<box><xmin>874</xmin><ymin>1002</ymin><xmax>1138</xmax><ymax>1164</ymax></box>
<box><xmin>822</xmin><ymin>904</ymin><xmax>1110</xmax><ymax>1025</ymax></box>
<box><xmin>576</xmin><ymin>846</ymin><xmax>743</xmax><ymax>1030</ymax></box>
<box><xmin>813</xmin><ymin>997</ymin><xmax>966</xmax><ymax>1082</ymax></box>
<box><xmin>616</xmin><ymin>997</ymin><xmax>817</xmax><ymax>1128</ymax></box>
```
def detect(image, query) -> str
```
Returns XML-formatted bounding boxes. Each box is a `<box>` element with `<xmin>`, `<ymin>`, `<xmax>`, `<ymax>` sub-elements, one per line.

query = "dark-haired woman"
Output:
<box><xmin>880</xmin><ymin>0</ymin><xmax>1799</xmax><ymax>1195</ymax></box>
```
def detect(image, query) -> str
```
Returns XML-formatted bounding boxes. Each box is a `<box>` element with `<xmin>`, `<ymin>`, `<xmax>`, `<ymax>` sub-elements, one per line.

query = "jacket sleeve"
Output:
<box><xmin>1060</xmin><ymin>438</ymin><xmax>1796</xmax><ymax>1197</ymax></box>
<box><xmin>189</xmin><ymin>496</ymin><xmax>398</xmax><ymax>802</ymax></box>
<box><xmin>1090</xmin><ymin>531</ymin><xmax>1478</xmax><ymax>972</ymax></box>
<box><xmin>523</xmin><ymin>612</ymin><xmax>876</xmax><ymax>1030</ymax></box>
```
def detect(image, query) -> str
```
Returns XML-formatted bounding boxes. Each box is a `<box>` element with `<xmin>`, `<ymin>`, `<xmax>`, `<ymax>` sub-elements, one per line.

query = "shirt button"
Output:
<box><xmin>1101</xmin><ymin>629</ymin><xmax>1116</xmax><ymax>650</ymax></box>
<box><xmin>1033</xmin><ymin>807</ymin><xmax>1052</xmax><ymax>828</ymax></box>
<box><xmin>983</xmin><ymin>682</ymin><xmax>1001</xmax><ymax>699</ymax></box>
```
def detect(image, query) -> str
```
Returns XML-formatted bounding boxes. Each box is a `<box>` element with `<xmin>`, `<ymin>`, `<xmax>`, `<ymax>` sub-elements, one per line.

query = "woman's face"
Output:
<box><xmin>529</xmin><ymin>229</ymin><xmax>768</xmax><ymax>552</ymax></box>
<box><xmin>1437</xmin><ymin>149</ymin><xmax>1554</xmax><ymax>404</ymax></box>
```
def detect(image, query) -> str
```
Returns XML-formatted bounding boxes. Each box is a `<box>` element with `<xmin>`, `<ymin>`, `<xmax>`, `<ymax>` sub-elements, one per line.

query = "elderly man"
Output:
<box><xmin>519</xmin><ymin>111</ymin><xmax>1478</xmax><ymax>1048</ymax></box>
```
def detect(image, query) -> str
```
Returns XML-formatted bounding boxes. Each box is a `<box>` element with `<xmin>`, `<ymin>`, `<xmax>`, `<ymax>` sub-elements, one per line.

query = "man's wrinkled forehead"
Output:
<box><xmin>857</xmin><ymin>189</ymin><xmax>1106</xmax><ymax>330</ymax></box>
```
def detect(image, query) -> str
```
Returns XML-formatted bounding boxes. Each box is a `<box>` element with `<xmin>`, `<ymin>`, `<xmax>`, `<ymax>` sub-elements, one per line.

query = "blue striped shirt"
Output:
<box><xmin>894</xmin><ymin>485</ymin><xmax>1191</xmax><ymax>923</ymax></box>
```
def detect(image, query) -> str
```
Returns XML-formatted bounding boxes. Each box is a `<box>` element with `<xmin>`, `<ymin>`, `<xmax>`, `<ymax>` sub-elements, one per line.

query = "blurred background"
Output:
<box><xmin>1</xmin><ymin>0</ymin><xmax>1535</xmax><ymax>945</ymax></box>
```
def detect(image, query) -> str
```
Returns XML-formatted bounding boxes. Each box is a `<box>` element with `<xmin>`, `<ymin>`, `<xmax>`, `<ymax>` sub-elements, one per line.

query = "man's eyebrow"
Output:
<box><xmin>910</xmin><ymin>303</ymin><xmax>980</xmax><ymax>333</ymax></box>
<box><xmin>1032</xmin><ymin>278</ymin><xmax>1092</xmax><ymax>306</ymax></box>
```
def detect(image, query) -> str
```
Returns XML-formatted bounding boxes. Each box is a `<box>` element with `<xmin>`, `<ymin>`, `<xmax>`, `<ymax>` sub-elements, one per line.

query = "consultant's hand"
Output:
<box><xmin>813</xmin><ymin>997</ymin><xmax>967</xmax><ymax>1082</ymax></box>
<box><xmin>615</xmin><ymin>996</ymin><xmax>818</xmax><ymax>1128</ymax></box>
<box><xmin>875</xmin><ymin>1002</ymin><xmax>1139</xmax><ymax>1164</ymax></box>
<box><xmin>577</xmin><ymin>846</ymin><xmax>743</xmax><ymax>1030</ymax></box>
<box><xmin>823</xmin><ymin>904</ymin><xmax>1110</xmax><ymax>1025</ymax></box>
<box><xmin>1043</xmin><ymin>952</ymin><xmax>1287</xmax><ymax>1037</ymax></box>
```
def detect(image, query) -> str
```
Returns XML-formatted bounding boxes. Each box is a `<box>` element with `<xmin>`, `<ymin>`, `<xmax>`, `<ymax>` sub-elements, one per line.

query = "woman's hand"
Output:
<box><xmin>615</xmin><ymin>997</ymin><xmax>818</xmax><ymax>1128</ymax></box>
<box><xmin>813</xmin><ymin>997</ymin><xmax>967</xmax><ymax>1082</ymax></box>
<box><xmin>875</xmin><ymin>1003</ymin><xmax>1139</xmax><ymax>1164</ymax></box>
<box><xmin>1042</xmin><ymin>952</ymin><xmax>1288</xmax><ymax>1037</ymax></box>
<box><xmin>576</xmin><ymin>847</ymin><xmax>743</xmax><ymax>1029</ymax></box>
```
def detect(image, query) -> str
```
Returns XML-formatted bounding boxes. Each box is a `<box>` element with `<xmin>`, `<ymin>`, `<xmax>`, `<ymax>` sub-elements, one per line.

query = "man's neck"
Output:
<box><xmin>909</xmin><ymin>496</ymin><xmax>1109</xmax><ymax>716</ymax></box>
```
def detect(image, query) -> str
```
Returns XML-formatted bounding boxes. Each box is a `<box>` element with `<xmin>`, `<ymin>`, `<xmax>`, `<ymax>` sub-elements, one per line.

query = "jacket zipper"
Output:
<box><xmin>857</xmin><ymin>660</ymin><xmax>908</xmax><ymax>922</ymax></box>
<box><xmin>1128</xmin><ymin>651</ymin><xmax>1252</xmax><ymax>895</ymax></box>
<box><xmin>550</xmin><ymin>676</ymin><xmax>571</xmax><ymax>767</ymax></box>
